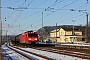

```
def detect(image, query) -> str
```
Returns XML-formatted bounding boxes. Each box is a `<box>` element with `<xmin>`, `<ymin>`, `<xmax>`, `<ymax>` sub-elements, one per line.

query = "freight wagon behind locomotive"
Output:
<box><xmin>11</xmin><ymin>31</ymin><xmax>38</xmax><ymax>44</ymax></box>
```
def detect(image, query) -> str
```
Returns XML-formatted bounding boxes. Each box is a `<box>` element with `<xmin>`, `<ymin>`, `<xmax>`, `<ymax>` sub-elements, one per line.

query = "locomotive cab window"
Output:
<box><xmin>28</xmin><ymin>34</ymin><xmax>37</xmax><ymax>36</ymax></box>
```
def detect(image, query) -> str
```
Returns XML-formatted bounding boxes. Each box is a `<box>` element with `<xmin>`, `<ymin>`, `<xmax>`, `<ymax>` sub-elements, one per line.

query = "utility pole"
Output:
<box><xmin>42</xmin><ymin>12</ymin><xmax>43</xmax><ymax>42</ymax></box>
<box><xmin>0</xmin><ymin>0</ymin><xmax>3</xmax><ymax>60</ymax></box>
<box><xmin>71</xmin><ymin>20</ymin><xmax>76</xmax><ymax>43</ymax></box>
<box><xmin>0</xmin><ymin>0</ymin><xmax>1</xmax><ymax>47</ymax></box>
<box><xmin>86</xmin><ymin>12</ymin><xmax>89</xmax><ymax>42</ymax></box>
<box><xmin>6</xmin><ymin>30</ymin><xmax>8</xmax><ymax>43</ymax></box>
<box><xmin>42</xmin><ymin>12</ymin><xmax>43</xmax><ymax>30</ymax></box>
<box><xmin>56</xmin><ymin>23</ymin><xmax>57</xmax><ymax>42</ymax></box>
<box><xmin>70</xmin><ymin>9</ymin><xmax>89</xmax><ymax>43</ymax></box>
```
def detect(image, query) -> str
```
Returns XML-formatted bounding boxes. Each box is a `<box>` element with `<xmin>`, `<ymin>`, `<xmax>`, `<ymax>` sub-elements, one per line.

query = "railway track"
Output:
<box><xmin>6</xmin><ymin>45</ymin><xmax>54</xmax><ymax>60</ymax></box>
<box><xmin>33</xmin><ymin>47</ymin><xmax>90</xmax><ymax>59</ymax></box>
<box><xmin>6</xmin><ymin>43</ymin><xmax>90</xmax><ymax>60</ymax></box>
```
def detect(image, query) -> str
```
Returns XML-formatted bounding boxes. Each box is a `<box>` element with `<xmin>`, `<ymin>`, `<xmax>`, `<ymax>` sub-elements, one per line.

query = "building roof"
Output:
<box><xmin>50</xmin><ymin>29</ymin><xmax>60</xmax><ymax>32</ymax></box>
<box><xmin>62</xmin><ymin>27</ymin><xmax>82</xmax><ymax>31</ymax></box>
<box><xmin>50</xmin><ymin>25</ymin><xmax>86</xmax><ymax>32</ymax></box>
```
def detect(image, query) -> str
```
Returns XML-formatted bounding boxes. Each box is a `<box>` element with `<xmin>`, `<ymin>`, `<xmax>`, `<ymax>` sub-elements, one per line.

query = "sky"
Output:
<box><xmin>1</xmin><ymin>0</ymin><xmax>90</xmax><ymax>35</ymax></box>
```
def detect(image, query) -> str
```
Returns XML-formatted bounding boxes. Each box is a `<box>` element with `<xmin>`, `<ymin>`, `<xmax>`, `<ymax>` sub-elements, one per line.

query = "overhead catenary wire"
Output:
<box><xmin>32</xmin><ymin>0</ymin><xmax>89</xmax><ymax>27</ymax></box>
<box><xmin>2</xmin><ymin>0</ymin><xmax>90</xmax><ymax>35</ymax></box>
<box><xmin>13</xmin><ymin>0</ymin><xmax>48</xmax><ymax>30</ymax></box>
<box><xmin>33</xmin><ymin>0</ymin><xmax>90</xmax><ymax>28</ymax></box>
<box><xmin>8</xmin><ymin>0</ymin><xmax>34</xmax><ymax>25</ymax></box>
<box><xmin>18</xmin><ymin>0</ymin><xmax>64</xmax><ymax>30</ymax></box>
<box><xmin>17</xmin><ymin>0</ymin><xmax>47</xmax><ymax>21</ymax></box>
<box><xmin>4</xmin><ymin>2</ymin><xmax>90</xmax><ymax>26</ymax></box>
<box><xmin>7</xmin><ymin>0</ymin><xmax>61</xmax><ymax>28</ymax></box>
<box><xmin>2</xmin><ymin>0</ymin><xmax>32</xmax><ymax>35</ymax></box>
<box><xmin>45</xmin><ymin>1</ymin><xmax>90</xmax><ymax>26</ymax></box>
<box><xmin>6</xmin><ymin>0</ymin><xmax>20</xmax><ymax>19</ymax></box>
<box><xmin>5</xmin><ymin>0</ymin><xmax>48</xmax><ymax>34</ymax></box>
<box><xmin>11</xmin><ymin>0</ymin><xmax>34</xmax><ymax>23</ymax></box>
<box><xmin>18</xmin><ymin>0</ymin><xmax>79</xmax><ymax>31</ymax></box>
<box><xmin>32</xmin><ymin>0</ymin><xmax>79</xmax><ymax>26</ymax></box>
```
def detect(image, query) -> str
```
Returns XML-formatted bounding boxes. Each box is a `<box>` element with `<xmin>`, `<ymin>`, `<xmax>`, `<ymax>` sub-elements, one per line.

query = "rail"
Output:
<box><xmin>6</xmin><ymin>44</ymin><xmax>54</xmax><ymax>60</ymax></box>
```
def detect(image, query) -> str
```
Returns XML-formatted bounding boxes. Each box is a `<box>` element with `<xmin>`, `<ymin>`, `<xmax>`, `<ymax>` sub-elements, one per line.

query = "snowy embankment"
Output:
<box><xmin>1</xmin><ymin>43</ymin><xmax>87</xmax><ymax>60</ymax></box>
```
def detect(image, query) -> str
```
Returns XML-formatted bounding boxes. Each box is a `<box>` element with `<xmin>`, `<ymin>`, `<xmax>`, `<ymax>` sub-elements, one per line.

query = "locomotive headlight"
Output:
<box><xmin>29</xmin><ymin>38</ymin><xmax>31</xmax><ymax>40</ymax></box>
<box><xmin>35</xmin><ymin>38</ymin><xmax>37</xmax><ymax>40</ymax></box>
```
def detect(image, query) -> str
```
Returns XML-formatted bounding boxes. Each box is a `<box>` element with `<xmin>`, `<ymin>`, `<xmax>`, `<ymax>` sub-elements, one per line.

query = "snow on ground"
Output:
<box><xmin>2</xmin><ymin>44</ymin><xmax>29</xmax><ymax>60</ymax></box>
<box><xmin>9</xmin><ymin>46</ymin><xmax>46</xmax><ymax>60</ymax></box>
<box><xmin>1</xmin><ymin>43</ymin><xmax>88</xmax><ymax>60</ymax></box>
<box><xmin>60</xmin><ymin>43</ymin><xmax>90</xmax><ymax>47</ymax></box>
<box><xmin>21</xmin><ymin>48</ymin><xmax>87</xmax><ymax>60</ymax></box>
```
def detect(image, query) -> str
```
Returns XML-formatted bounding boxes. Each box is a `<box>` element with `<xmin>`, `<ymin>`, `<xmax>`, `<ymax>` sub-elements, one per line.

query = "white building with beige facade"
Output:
<box><xmin>50</xmin><ymin>27</ymin><xmax>85</xmax><ymax>43</ymax></box>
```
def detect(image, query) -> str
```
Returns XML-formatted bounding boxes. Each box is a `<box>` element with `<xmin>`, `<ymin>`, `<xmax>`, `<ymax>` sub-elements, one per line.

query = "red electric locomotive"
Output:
<box><xmin>19</xmin><ymin>31</ymin><xmax>38</xmax><ymax>44</ymax></box>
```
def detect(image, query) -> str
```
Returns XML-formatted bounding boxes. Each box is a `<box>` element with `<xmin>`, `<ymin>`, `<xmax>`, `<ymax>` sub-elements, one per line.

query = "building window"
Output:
<box><xmin>60</xmin><ymin>32</ymin><xmax>64</xmax><ymax>35</ymax></box>
<box><xmin>82</xmin><ymin>38</ymin><xmax>85</xmax><ymax>41</ymax></box>
<box><xmin>75</xmin><ymin>33</ymin><xmax>79</xmax><ymax>35</ymax></box>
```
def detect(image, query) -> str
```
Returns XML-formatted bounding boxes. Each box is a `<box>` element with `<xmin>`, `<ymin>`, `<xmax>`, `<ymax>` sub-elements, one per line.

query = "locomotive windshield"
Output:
<box><xmin>28</xmin><ymin>33</ymin><xmax>37</xmax><ymax>37</ymax></box>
